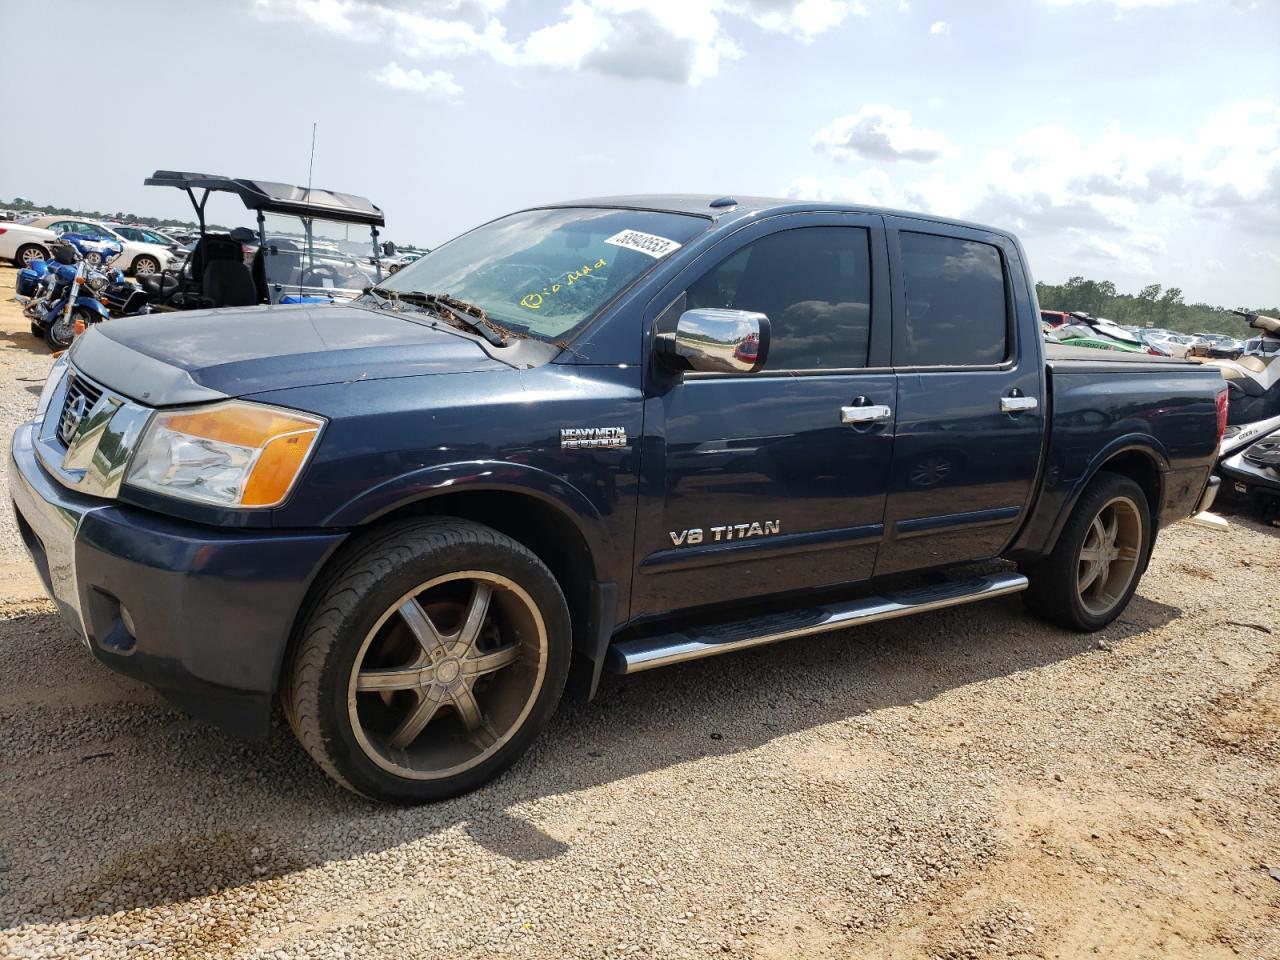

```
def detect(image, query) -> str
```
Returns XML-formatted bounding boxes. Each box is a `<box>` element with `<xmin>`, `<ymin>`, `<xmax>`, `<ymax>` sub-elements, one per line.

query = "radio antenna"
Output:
<box><xmin>299</xmin><ymin>121</ymin><xmax>317</xmax><ymax>303</ymax></box>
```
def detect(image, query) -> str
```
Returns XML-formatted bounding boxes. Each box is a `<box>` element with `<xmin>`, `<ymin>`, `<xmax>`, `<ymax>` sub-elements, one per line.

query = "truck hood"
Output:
<box><xmin>69</xmin><ymin>303</ymin><xmax>517</xmax><ymax>405</ymax></box>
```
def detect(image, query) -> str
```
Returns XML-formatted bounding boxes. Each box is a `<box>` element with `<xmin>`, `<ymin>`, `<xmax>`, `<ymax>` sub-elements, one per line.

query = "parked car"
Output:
<box><xmin>0</xmin><ymin>221</ymin><xmax>59</xmax><ymax>267</ymax></box>
<box><xmin>1189</xmin><ymin>333</ymin><xmax>1243</xmax><ymax>359</ymax></box>
<box><xmin>24</xmin><ymin>216</ymin><xmax>179</xmax><ymax>276</ymax></box>
<box><xmin>1040</xmin><ymin>309</ymin><xmax>1071</xmax><ymax>327</ymax></box>
<box><xmin>111</xmin><ymin>224</ymin><xmax>186</xmax><ymax>254</ymax></box>
<box><xmin>11</xmin><ymin>195</ymin><xmax>1226</xmax><ymax>803</ymax></box>
<box><xmin>1145</xmin><ymin>331</ymin><xmax>1197</xmax><ymax>359</ymax></box>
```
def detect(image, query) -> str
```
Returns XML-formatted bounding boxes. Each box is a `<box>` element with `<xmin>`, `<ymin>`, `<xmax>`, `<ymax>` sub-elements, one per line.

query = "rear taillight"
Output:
<box><xmin>1148</xmin><ymin>347</ymin><xmax>1161</xmax><ymax>356</ymax></box>
<box><xmin>1215</xmin><ymin>388</ymin><xmax>1229</xmax><ymax>445</ymax></box>
<box><xmin>0</xmin><ymin>228</ymin><xmax>7</xmax><ymax>235</ymax></box>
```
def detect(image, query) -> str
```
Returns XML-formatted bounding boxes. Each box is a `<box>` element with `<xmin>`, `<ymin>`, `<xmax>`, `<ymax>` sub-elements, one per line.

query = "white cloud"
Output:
<box><xmin>734</xmin><ymin>0</ymin><xmax>866</xmax><ymax>39</ymax></box>
<box><xmin>788</xmin><ymin>100</ymin><xmax>1279</xmax><ymax>290</ymax></box>
<box><xmin>929</xmin><ymin>19</ymin><xmax>949</xmax><ymax>34</ymax></box>
<box><xmin>813</xmin><ymin>104</ymin><xmax>963</xmax><ymax>163</ymax></box>
<box><xmin>251</xmin><ymin>0</ymin><xmax>852</xmax><ymax>86</ymax></box>
<box><xmin>519</xmin><ymin>0</ymin><xmax>741</xmax><ymax>86</ymax></box>
<box><xmin>1042</xmin><ymin>0</ymin><xmax>1193</xmax><ymax>7</ymax></box>
<box><xmin>371</xmin><ymin>62</ymin><xmax>462</xmax><ymax>98</ymax></box>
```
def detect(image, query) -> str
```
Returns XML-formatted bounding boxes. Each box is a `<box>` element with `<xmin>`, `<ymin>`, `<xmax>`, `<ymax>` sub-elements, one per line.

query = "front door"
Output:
<box><xmin>631</xmin><ymin>214</ymin><xmax>897</xmax><ymax>619</ymax></box>
<box><xmin>875</xmin><ymin>220</ymin><xmax>1044</xmax><ymax>575</ymax></box>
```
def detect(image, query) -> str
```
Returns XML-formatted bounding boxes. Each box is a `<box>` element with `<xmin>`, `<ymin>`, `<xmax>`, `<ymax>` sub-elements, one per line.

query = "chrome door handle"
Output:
<box><xmin>841</xmin><ymin>404</ymin><xmax>893</xmax><ymax>424</ymax></box>
<box><xmin>1001</xmin><ymin>396</ymin><xmax>1039</xmax><ymax>413</ymax></box>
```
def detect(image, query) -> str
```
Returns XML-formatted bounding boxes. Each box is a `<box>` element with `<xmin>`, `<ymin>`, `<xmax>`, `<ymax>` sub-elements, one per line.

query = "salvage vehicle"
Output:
<box><xmin>0</xmin><ymin>219</ymin><xmax>58</xmax><ymax>267</ymax></box>
<box><xmin>10</xmin><ymin>196</ymin><xmax>1227</xmax><ymax>803</ymax></box>
<box><xmin>137</xmin><ymin>170</ymin><xmax>384</xmax><ymax>310</ymax></box>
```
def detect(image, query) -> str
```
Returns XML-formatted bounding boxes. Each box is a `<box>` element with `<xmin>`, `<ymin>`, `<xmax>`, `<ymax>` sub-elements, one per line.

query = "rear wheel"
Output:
<box><xmin>15</xmin><ymin>244</ymin><xmax>48</xmax><ymax>268</ymax></box>
<box><xmin>284</xmin><ymin>518</ymin><xmax>571</xmax><ymax>803</ymax></box>
<box><xmin>1020</xmin><ymin>472</ymin><xmax>1151</xmax><ymax>632</ymax></box>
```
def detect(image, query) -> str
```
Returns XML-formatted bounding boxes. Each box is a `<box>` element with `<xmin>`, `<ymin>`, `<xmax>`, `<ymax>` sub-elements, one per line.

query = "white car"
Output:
<box><xmin>1147</xmin><ymin>332</ymin><xmax>1196</xmax><ymax>358</ymax></box>
<box><xmin>0</xmin><ymin>221</ymin><xmax>59</xmax><ymax>268</ymax></box>
<box><xmin>25</xmin><ymin>216</ymin><xmax>179</xmax><ymax>276</ymax></box>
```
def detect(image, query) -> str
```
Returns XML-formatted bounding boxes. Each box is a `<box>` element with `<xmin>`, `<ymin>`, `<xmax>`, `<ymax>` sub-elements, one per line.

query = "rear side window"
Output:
<box><xmin>898</xmin><ymin>232</ymin><xmax>1008</xmax><ymax>366</ymax></box>
<box><xmin>686</xmin><ymin>226</ymin><xmax>873</xmax><ymax>370</ymax></box>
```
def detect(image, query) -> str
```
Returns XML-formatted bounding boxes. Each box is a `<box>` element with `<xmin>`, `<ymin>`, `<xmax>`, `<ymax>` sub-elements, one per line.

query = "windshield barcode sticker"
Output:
<box><xmin>604</xmin><ymin>230</ymin><xmax>682</xmax><ymax>259</ymax></box>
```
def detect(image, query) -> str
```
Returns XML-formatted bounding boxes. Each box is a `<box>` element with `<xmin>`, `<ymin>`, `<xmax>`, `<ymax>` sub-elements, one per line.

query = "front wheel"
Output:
<box><xmin>131</xmin><ymin>255</ymin><xmax>160</xmax><ymax>276</ymax></box>
<box><xmin>284</xmin><ymin>518</ymin><xmax>571</xmax><ymax>803</ymax></box>
<box><xmin>1020</xmin><ymin>472</ymin><xmax>1152</xmax><ymax>632</ymax></box>
<box><xmin>45</xmin><ymin>307</ymin><xmax>90</xmax><ymax>351</ymax></box>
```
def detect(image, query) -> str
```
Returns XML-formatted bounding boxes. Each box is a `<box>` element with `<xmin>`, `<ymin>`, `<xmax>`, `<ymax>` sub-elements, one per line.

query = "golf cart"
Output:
<box><xmin>139</xmin><ymin>170</ymin><xmax>387</xmax><ymax>311</ymax></box>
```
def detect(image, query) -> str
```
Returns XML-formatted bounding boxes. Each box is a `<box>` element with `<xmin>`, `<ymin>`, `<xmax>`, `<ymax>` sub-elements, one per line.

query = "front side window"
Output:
<box><xmin>898</xmin><ymin>232</ymin><xmax>1008</xmax><ymax>366</ymax></box>
<box><xmin>685</xmin><ymin>226</ymin><xmax>873</xmax><ymax>370</ymax></box>
<box><xmin>374</xmin><ymin>207</ymin><xmax>708</xmax><ymax>344</ymax></box>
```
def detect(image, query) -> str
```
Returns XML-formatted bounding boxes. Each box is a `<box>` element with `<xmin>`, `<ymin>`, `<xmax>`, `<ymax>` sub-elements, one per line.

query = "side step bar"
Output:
<box><xmin>607</xmin><ymin>572</ymin><xmax>1029</xmax><ymax>675</ymax></box>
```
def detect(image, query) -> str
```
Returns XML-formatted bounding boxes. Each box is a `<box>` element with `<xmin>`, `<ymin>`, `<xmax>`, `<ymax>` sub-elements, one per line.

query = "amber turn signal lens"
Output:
<box><xmin>153</xmin><ymin>401</ymin><xmax>324</xmax><ymax>508</ymax></box>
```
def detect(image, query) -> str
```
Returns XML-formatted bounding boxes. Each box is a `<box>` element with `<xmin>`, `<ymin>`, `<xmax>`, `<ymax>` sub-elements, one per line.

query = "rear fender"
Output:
<box><xmin>1043</xmin><ymin>435</ymin><xmax>1169</xmax><ymax>553</ymax></box>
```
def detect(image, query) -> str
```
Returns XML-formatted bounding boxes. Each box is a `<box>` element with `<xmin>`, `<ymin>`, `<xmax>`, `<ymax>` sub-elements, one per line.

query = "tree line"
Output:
<box><xmin>1036</xmin><ymin>276</ymin><xmax>1277</xmax><ymax>338</ymax></box>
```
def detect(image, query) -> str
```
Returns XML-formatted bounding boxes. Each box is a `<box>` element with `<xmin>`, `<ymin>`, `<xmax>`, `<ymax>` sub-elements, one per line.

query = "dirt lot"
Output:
<box><xmin>0</xmin><ymin>263</ymin><xmax>1277</xmax><ymax>959</ymax></box>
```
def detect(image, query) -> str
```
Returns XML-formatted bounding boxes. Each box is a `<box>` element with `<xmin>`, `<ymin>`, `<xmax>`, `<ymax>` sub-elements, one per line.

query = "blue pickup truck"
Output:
<box><xmin>11</xmin><ymin>196</ymin><xmax>1227</xmax><ymax>802</ymax></box>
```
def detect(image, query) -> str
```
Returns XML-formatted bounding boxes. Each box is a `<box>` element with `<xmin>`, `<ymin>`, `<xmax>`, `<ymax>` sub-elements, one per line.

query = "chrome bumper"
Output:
<box><xmin>9</xmin><ymin>420</ymin><xmax>108</xmax><ymax>643</ymax></box>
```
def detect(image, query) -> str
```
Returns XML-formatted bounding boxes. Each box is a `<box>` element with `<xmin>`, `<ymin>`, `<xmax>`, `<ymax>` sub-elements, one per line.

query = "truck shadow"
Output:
<box><xmin>2</xmin><ymin>591</ymin><xmax>1180</xmax><ymax>926</ymax></box>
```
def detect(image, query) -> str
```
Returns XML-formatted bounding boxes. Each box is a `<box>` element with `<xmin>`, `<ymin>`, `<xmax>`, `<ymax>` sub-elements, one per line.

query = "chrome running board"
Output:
<box><xmin>607</xmin><ymin>572</ymin><xmax>1029</xmax><ymax>675</ymax></box>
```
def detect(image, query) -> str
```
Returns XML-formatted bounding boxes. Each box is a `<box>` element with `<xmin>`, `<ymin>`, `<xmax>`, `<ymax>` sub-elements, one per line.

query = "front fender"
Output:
<box><xmin>321</xmin><ymin>459</ymin><xmax>614</xmax><ymax>569</ymax></box>
<box><xmin>75</xmin><ymin>296</ymin><xmax>110</xmax><ymax>319</ymax></box>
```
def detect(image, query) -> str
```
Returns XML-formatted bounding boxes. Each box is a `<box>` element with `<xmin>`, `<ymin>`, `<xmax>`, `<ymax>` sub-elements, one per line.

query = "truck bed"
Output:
<box><xmin>1045</xmin><ymin>342</ymin><xmax>1205</xmax><ymax>372</ymax></box>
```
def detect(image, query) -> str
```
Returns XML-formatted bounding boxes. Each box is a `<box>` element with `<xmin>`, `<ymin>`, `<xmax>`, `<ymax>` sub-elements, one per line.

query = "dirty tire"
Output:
<box><xmin>1020</xmin><ymin>471</ymin><xmax>1152</xmax><ymax>632</ymax></box>
<box><xmin>284</xmin><ymin>518</ymin><xmax>571</xmax><ymax>803</ymax></box>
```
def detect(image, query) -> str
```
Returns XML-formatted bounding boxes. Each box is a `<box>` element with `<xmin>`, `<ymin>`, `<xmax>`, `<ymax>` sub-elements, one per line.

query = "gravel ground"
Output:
<box><xmin>0</xmin><ymin>265</ymin><xmax>1277</xmax><ymax>959</ymax></box>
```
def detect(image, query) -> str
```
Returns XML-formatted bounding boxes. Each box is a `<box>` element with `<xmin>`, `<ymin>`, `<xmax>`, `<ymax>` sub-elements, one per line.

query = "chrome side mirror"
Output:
<box><xmin>659</xmin><ymin>308</ymin><xmax>770</xmax><ymax>374</ymax></box>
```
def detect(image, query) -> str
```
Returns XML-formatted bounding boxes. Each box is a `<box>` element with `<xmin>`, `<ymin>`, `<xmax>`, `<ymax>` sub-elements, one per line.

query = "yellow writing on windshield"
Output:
<box><xmin>519</xmin><ymin>258</ymin><xmax>607</xmax><ymax>310</ymax></box>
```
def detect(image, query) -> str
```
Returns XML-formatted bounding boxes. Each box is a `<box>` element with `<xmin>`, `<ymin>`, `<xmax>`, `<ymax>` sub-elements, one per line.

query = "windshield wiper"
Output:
<box><xmin>370</xmin><ymin>288</ymin><xmax>508</xmax><ymax>347</ymax></box>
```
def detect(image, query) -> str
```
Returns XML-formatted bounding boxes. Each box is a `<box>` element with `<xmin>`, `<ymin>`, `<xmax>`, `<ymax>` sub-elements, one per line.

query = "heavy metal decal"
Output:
<box><xmin>669</xmin><ymin>520</ymin><xmax>781</xmax><ymax>546</ymax></box>
<box><xmin>560</xmin><ymin>427</ymin><xmax>627</xmax><ymax>450</ymax></box>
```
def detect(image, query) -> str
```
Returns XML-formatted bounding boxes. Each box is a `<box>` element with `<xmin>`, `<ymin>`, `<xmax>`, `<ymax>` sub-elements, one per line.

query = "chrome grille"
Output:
<box><xmin>56</xmin><ymin>374</ymin><xmax>105</xmax><ymax>446</ymax></box>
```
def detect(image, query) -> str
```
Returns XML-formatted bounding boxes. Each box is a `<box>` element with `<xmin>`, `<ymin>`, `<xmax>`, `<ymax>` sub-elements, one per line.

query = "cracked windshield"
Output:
<box><xmin>375</xmin><ymin>207</ymin><xmax>707</xmax><ymax>342</ymax></box>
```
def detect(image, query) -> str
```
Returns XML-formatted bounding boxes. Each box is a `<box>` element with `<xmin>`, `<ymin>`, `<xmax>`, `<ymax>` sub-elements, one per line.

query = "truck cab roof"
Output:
<box><xmin>537</xmin><ymin>194</ymin><xmax>1017</xmax><ymax>241</ymax></box>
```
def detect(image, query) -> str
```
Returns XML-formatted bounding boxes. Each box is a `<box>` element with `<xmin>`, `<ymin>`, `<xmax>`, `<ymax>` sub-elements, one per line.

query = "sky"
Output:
<box><xmin>1</xmin><ymin>0</ymin><xmax>1277</xmax><ymax>307</ymax></box>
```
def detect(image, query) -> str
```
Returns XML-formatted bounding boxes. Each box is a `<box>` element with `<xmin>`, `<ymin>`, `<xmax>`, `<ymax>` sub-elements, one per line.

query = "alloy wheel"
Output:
<box><xmin>347</xmin><ymin>570</ymin><xmax>548</xmax><ymax>780</ymax></box>
<box><xmin>1076</xmin><ymin>496</ymin><xmax>1142</xmax><ymax>616</ymax></box>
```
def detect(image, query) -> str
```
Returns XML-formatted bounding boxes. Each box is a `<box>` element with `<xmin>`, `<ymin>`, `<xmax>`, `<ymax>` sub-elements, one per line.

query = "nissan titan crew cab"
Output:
<box><xmin>11</xmin><ymin>196</ymin><xmax>1227</xmax><ymax>802</ymax></box>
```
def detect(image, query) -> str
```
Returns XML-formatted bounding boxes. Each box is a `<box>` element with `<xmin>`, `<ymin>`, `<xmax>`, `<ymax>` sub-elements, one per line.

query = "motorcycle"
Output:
<box><xmin>1202</xmin><ymin>311</ymin><xmax>1280</xmax><ymax>425</ymax></box>
<box><xmin>16</xmin><ymin>241</ymin><xmax>112</xmax><ymax>350</ymax></box>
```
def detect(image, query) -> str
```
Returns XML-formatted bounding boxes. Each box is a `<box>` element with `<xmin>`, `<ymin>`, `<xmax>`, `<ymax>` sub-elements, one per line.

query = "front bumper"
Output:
<box><xmin>10</xmin><ymin>421</ymin><xmax>346</xmax><ymax>737</ymax></box>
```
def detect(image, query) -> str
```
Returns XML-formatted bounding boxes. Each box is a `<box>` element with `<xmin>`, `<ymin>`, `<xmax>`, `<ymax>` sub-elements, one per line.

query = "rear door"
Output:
<box><xmin>875</xmin><ymin>220</ymin><xmax>1044</xmax><ymax>575</ymax></box>
<box><xmin>631</xmin><ymin>213</ymin><xmax>897</xmax><ymax>618</ymax></box>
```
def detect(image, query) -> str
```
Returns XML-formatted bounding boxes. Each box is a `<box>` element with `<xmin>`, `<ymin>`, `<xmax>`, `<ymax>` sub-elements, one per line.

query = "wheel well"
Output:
<box><xmin>1095</xmin><ymin>450</ymin><xmax>1163</xmax><ymax>520</ymax></box>
<box><xmin>330</xmin><ymin>491</ymin><xmax>597</xmax><ymax>657</ymax></box>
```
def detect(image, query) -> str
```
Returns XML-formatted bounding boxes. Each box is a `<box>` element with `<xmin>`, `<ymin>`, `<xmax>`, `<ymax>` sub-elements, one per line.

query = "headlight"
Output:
<box><xmin>125</xmin><ymin>401</ymin><xmax>325</xmax><ymax>508</ymax></box>
<box><xmin>84</xmin><ymin>273</ymin><xmax>107</xmax><ymax>292</ymax></box>
<box><xmin>35</xmin><ymin>356</ymin><xmax>69</xmax><ymax>419</ymax></box>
